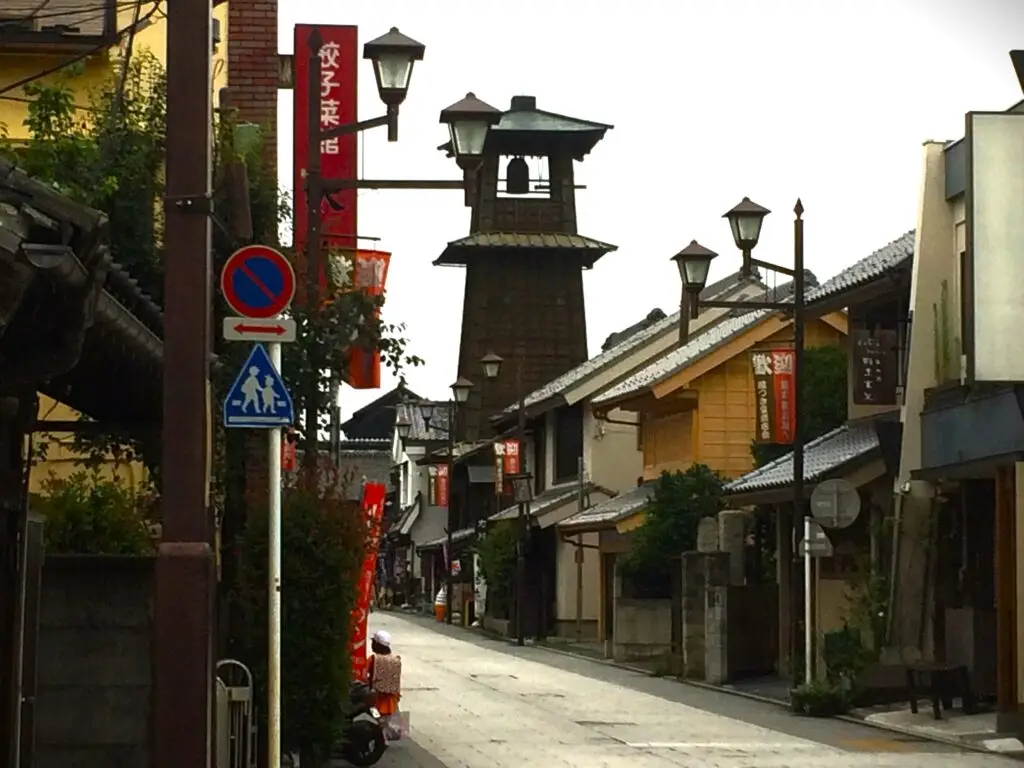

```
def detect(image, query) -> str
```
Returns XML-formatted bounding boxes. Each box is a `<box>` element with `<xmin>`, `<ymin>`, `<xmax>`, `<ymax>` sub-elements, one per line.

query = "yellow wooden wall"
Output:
<box><xmin>642</xmin><ymin>318</ymin><xmax>844</xmax><ymax>481</ymax></box>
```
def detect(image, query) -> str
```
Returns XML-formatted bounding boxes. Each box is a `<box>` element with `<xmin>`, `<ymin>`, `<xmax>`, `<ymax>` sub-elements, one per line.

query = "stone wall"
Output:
<box><xmin>613</xmin><ymin>598</ymin><xmax>672</xmax><ymax>661</ymax></box>
<box><xmin>34</xmin><ymin>556</ymin><xmax>154</xmax><ymax>768</ymax></box>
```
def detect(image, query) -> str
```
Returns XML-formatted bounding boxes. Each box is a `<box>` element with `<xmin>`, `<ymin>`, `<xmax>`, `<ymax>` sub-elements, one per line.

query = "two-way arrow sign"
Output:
<box><xmin>222</xmin><ymin>317</ymin><xmax>297</xmax><ymax>343</ymax></box>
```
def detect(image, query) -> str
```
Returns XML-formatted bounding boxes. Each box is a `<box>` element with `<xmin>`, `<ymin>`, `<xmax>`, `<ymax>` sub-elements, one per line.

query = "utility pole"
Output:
<box><xmin>154</xmin><ymin>0</ymin><xmax>215</xmax><ymax>764</ymax></box>
<box><xmin>515</xmin><ymin>363</ymin><xmax>527</xmax><ymax>647</ymax></box>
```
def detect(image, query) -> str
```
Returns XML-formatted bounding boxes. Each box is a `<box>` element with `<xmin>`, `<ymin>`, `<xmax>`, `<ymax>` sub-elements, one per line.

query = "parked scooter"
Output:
<box><xmin>337</xmin><ymin>680</ymin><xmax>387</xmax><ymax>766</ymax></box>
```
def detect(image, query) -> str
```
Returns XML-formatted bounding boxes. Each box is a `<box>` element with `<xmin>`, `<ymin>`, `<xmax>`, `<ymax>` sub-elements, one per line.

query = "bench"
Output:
<box><xmin>905</xmin><ymin>663</ymin><xmax>976</xmax><ymax>720</ymax></box>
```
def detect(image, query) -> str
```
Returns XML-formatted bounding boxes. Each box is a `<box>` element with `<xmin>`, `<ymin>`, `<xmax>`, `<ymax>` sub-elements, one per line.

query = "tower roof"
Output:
<box><xmin>433</xmin><ymin>231</ymin><xmax>617</xmax><ymax>268</ymax></box>
<box><xmin>439</xmin><ymin>95</ymin><xmax>613</xmax><ymax>161</ymax></box>
<box><xmin>486</xmin><ymin>95</ymin><xmax>612</xmax><ymax>159</ymax></box>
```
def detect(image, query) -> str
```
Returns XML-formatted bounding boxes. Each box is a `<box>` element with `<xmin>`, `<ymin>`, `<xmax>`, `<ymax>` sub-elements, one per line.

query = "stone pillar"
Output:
<box><xmin>704</xmin><ymin>552</ymin><xmax>731</xmax><ymax>685</ymax></box>
<box><xmin>776</xmin><ymin>503</ymin><xmax>793</xmax><ymax>676</ymax></box>
<box><xmin>681</xmin><ymin>552</ymin><xmax>706</xmax><ymax>679</ymax></box>
<box><xmin>719</xmin><ymin>510</ymin><xmax>747</xmax><ymax>586</ymax></box>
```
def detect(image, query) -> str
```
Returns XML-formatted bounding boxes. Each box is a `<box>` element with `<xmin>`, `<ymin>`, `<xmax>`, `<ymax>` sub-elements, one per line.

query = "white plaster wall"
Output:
<box><xmin>588</xmin><ymin>405</ymin><xmax>642</xmax><ymax>494</ymax></box>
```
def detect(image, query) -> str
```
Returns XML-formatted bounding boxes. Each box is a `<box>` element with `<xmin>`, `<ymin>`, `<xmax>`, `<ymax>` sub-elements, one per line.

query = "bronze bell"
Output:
<box><xmin>505</xmin><ymin>156</ymin><xmax>530</xmax><ymax>195</ymax></box>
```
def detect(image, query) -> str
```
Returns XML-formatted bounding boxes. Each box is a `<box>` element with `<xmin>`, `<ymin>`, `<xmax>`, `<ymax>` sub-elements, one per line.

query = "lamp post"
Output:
<box><xmin>303</xmin><ymin>31</ymin><xmax>498</xmax><ymax>463</ymax></box>
<box><xmin>674</xmin><ymin>197</ymin><xmax>806</xmax><ymax>680</ymax></box>
<box><xmin>477</xmin><ymin>351</ymin><xmax>531</xmax><ymax>646</ymax></box>
<box><xmin>444</xmin><ymin>376</ymin><xmax>474</xmax><ymax>625</ymax></box>
<box><xmin>303</xmin><ymin>26</ymin><xmax>425</xmax><ymax>464</ymax></box>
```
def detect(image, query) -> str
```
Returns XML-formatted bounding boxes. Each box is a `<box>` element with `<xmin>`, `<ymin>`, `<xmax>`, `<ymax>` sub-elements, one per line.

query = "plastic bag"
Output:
<box><xmin>382</xmin><ymin>711</ymin><xmax>410</xmax><ymax>742</ymax></box>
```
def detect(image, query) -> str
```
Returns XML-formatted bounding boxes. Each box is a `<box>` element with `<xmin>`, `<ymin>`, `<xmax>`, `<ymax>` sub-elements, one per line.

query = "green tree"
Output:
<box><xmin>622</xmin><ymin>465</ymin><xmax>725</xmax><ymax>582</ymax></box>
<box><xmin>751</xmin><ymin>344</ymin><xmax>848</xmax><ymax>468</ymax></box>
<box><xmin>33</xmin><ymin>470</ymin><xmax>156</xmax><ymax>555</ymax></box>
<box><xmin>475</xmin><ymin>520</ymin><xmax>517</xmax><ymax>618</ymax></box>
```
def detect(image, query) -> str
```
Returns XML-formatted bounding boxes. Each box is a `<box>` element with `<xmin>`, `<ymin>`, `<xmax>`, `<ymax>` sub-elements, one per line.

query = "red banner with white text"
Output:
<box><xmin>350</xmin><ymin>481</ymin><xmax>387</xmax><ymax>682</ymax></box>
<box><xmin>346</xmin><ymin>249</ymin><xmax>391</xmax><ymax>389</ymax></box>
<box><xmin>292</xmin><ymin>24</ymin><xmax>358</xmax><ymax>300</ymax></box>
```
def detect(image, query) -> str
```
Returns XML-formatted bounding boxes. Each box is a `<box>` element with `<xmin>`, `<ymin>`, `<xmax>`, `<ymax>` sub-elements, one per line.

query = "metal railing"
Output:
<box><xmin>216</xmin><ymin>659</ymin><xmax>258</xmax><ymax>768</ymax></box>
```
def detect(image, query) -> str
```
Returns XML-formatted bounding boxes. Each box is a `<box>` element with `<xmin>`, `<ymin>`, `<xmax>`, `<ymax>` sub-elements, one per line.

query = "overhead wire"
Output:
<box><xmin>0</xmin><ymin>0</ymin><xmax>145</xmax><ymax>26</ymax></box>
<box><xmin>0</xmin><ymin>0</ymin><xmax>163</xmax><ymax>98</ymax></box>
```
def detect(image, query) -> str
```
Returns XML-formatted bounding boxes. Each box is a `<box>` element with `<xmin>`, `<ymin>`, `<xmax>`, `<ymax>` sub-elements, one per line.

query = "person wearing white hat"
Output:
<box><xmin>368</xmin><ymin>630</ymin><xmax>402</xmax><ymax>719</ymax></box>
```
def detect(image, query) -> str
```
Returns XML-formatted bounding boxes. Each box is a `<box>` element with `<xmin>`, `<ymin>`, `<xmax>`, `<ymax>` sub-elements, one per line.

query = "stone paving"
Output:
<box><xmin>368</xmin><ymin>612</ymin><xmax>1022</xmax><ymax>767</ymax></box>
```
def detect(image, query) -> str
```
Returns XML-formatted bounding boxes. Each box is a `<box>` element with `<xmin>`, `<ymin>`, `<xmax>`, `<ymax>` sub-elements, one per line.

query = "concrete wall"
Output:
<box><xmin>554</xmin><ymin>531</ymin><xmax>600</xmax><ymax>635</ymax></box>
<box><xmin>35</xmin><ymin>556</ymin><xmax>154</xmax><ymax>768</ymax></box>
<box><xmin>613</xmin><ymin>598</ymin><xmax>672</xmax><ymax>661</ymax></box>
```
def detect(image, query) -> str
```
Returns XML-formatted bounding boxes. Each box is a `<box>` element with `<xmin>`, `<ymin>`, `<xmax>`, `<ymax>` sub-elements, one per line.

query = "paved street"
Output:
<box><xmin>368</xmin><ymin>611</ymin><xmax>1019</xmax><ymax>767</ymax></box>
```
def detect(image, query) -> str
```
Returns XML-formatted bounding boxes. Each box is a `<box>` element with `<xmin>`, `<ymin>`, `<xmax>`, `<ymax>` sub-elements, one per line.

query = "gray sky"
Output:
<box><xmin>278</xmin><ymin>0</ymin><xmax>1024</xmax><ymax>422</ymax></box>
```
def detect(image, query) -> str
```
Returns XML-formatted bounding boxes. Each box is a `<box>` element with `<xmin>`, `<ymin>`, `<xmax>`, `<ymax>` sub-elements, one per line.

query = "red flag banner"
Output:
<box><xmin>292</xmin><ymin>24</ymin><xmax>358</xmax><ymax>299</ymax></box>
<box><xmin>346</xmin><ymin>250</ymin><xmax>391</xmax><ymax>390</ymax></box>
<box><xmin>350</xmin><ymin>481</ymin><xmax>386</xmax><ymax>682</ymax></box>
<box><xmin>494</xmin><ymin>439</ymin><xmax>520</xmax><ymax>495</ymax></box>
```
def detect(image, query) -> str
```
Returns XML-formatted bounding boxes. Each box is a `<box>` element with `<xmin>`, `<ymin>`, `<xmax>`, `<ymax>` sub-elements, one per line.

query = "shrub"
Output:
<box><xmin>475</xmin><ymin>521</ymin><xmax>517</xmax><ymax>618</ymax></box>
<box><xmin>33</xmin><ymin>470</ymin><xmax>155</xmax><ymax>555</ymax></box>
<box><xmin>234</xmin><ymin>464</ymin><xmax>370</xmax><ymax>767</ymax></box>
<box><xmin>622</xmin><ymin>465</ymin><xmax>725</xmax><ymax>584</ymax></box>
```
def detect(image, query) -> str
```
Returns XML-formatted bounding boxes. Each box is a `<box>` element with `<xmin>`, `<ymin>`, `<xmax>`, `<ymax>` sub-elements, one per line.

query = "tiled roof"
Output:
<box><xmin>489</xmin><ymin>482</ymin><xmax>605</xmax><ymax>522</ymax></box>
<box><xmin>806</xmin><ymin>231</ymin><xmax>915</xmax><ymax>305</ymax></box>
<box><xmin>725</xmin><ymin>423</ymin><xmax>880</xmax><ymax>495</ymax></box>
<box><xmin>396</xmin><ymin>400</ymin><xmax>452</xmax><ymax>442</ymax></box>
<box><xmin>444</xmin><ymin>232</ymin><xmax>616</xmax><ymax>251</ymax></box>
<box><xmin>418</xmin><ymin>527</ymin><xmax>475</xmax><ymax>550</ymax></box>
<box><xmin>505</xmin><ymin>270</ymin><xmax>767</xmax><ymax>413</ymax></box>
<box><xmin>559</xmin><ymin>481</ymin><xmax>656</xmax><ymax>529</ymax></box>
<box><xmin>592</xmin><ymin>309</ymin><xmax>774</xmax><ymax>406</ymax></box>
<box><xmin>602</xmin><ymin>309</ymin><xmax>667</xmax><ymax>352</ymax></box>
<box><xmin>391</xmin><ymin>495</ymin><xmax>421</xmax><ymax>536</ymax></box>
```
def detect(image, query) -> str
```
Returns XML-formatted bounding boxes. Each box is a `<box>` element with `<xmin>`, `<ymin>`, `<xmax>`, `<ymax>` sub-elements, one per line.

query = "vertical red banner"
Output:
<box><xmin>502</xmin><ymin>439</ymin><xmax>521</xmax><ymax>475</ymax></box>
<box><xmin>350</xmin><ymin>481</ymin><xmax>387</xmax><ymax>682</ymax></box>
<box><xmin>771</xmin><ymin>349</ymin><xmax>796</xmax><ymax>444</ymax></box>
<box><xmin>435</xmin><ymin>464</ymin><xmax>449</xmax><ymax>507</ymax></box>
<box><xmin>292</xmin><ymin>24</ymin><xmax>358</xmax><ymax>295</ymax></box>
<box><xmin>346</xmin><ymin>250</ymin><xmax>391</xmax><ymax>389</ymax></box>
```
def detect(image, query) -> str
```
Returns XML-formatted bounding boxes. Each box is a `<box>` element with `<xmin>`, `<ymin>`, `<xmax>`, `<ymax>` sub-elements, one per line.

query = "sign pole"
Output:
<box><xmin>268</xmin><ymin>340</ymin><xmax>283</xmax><ymax>768</ymax></box>
<box><xmin>803</xmin><ymin>515</ymin><xmax>813</xmax><ymax>684</ymax></box>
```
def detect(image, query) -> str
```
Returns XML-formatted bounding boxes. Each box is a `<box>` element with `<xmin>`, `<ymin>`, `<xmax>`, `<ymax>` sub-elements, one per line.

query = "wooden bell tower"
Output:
<box><xmin>434</xmin><ymin>95</ymin><xmax>617</xmax><ymax>437</ymax></box>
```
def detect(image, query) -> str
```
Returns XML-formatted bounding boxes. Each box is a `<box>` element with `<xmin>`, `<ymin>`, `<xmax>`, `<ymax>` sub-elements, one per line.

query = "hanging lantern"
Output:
<box><xmin>505</xmin><ymin>156</ymin><xmax>530</xmax><ymax>195</ymax></box>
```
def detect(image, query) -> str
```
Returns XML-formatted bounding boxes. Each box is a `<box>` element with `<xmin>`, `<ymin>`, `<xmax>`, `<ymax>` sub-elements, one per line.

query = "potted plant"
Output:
<box><xmin>789</xmin><ymin>679</ymin><xmax>850</xmax><ymax>717</ymax></box>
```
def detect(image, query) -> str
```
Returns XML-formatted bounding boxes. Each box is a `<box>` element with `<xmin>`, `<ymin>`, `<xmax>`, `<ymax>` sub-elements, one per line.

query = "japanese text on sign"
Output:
<box><xmin>751</xmin><ymin>349</ymin><xmax>796</xmax><ymax>444</ymax></box>
<box><xmin>319</xmin><ymin>42</ymin><xmax>342</xmax><ymax>155</ymax></box>
<box><xmin>852</xmin><ymin>329</ymin><xmax>898</xmax><ymax>406</ymax></box>
<box><xmin>493</xmin><ymin>439</ymin><xmax>520</xmax><ymax>494</ymax></box>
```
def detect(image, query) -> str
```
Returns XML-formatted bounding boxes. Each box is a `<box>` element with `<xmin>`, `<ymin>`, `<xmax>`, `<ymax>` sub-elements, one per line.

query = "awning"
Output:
<box><xmin>416</xmin><ymin>527</ymin><xmax>474</xmax><ymax>553</ymax></box>
<box><xmin>559</xmin><ymin>481</ymin><xmax>655</xmax><ymax>532</ymax></box>
<box><xmin>489</xmin><ymin>482</ymin><xmax>614</xmax><ymax>529</ymax></box>
<box><xmin>724</xmin><ymin>422</ymin><xmax>881</xmax><ymax>505</ymax></box>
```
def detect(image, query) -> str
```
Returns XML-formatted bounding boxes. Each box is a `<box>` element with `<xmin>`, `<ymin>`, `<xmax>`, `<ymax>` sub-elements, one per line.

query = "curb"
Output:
<box><xmin>531</xmin><ymin>642</ymin><xmax>1022</xmax><ymax>759</ymax></box>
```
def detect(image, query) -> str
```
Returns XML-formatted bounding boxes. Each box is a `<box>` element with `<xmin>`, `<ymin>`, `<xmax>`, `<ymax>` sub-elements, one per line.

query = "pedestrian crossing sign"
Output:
<box><xmin>223</xmin><ymin>343</ymin><xmax>294</xmax><ymax>429</ymax></box>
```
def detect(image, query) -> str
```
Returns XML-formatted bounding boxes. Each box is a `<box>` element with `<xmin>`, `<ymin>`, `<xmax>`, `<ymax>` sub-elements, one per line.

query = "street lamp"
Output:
<box><xmin>395</xmin><ymin>412</ymin><xmax>412</xmax><ymax>440</ymax></box>
<box><xmin>451</xmin><ymin>376</ymin><xmax>474</xmax><ymax>404</ymax></box>
<box><xmin>677</xmin><ymin>197</ymin><xmax>807</xmax><ymax>682</ymax></box>
<box><xmin>419</xmin><ymin>401</ymin><xmax>436</xmax><ymax>422</ymax></box>
<box><xmin>481</xmin><ymin>351</ymin><xmax>504</xmax><ymax>380</ymax></box>
<box><xmin>362</xmin><ymin>27</ymin><xmax>425</xmax><ymax>110</ymax></box>
<box><xmin>723</xmin><ymin>196</ymin><xmax>771</xmax><ymax>272</ymax></box>
<box><xmin>439</xmin><ymin>92</ymin><xmax>503</xmax><ymax>171</ymax></box>
<box><xmin>508</xmin><ymin>471</ymin><xmax>533</xmax><ymax>503</ymax></box>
